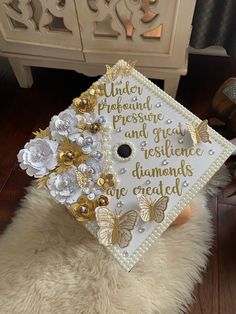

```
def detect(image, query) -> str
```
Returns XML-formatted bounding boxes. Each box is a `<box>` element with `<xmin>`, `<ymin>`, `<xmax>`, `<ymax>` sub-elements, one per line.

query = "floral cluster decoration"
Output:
<box><xmin>18</xmin><ymin>82</ymin><xmax>117</xmax><ymax>225</ymax></box>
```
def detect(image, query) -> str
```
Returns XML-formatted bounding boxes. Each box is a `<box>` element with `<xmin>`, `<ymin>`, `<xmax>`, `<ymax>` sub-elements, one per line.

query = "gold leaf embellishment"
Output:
<box><xmin>33</xmin><ymin>128</ymin><xmax>51</xmax><ymax>139</ymax></box>
<box><xmin>36</xmin><ymin>175</ymin><xmax>49</xmax><ymax>189</ymax></box>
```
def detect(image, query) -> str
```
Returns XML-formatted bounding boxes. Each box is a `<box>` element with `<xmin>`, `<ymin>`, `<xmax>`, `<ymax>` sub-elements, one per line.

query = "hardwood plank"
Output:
<box><xmin>188</xmin><ymin>197</ymin><xmax>219</xmax><ymax>314</ymax></box>
<box><xmin>0</xmin><ymin>165</ymin><xmax>31</xmax><ymax>234</ymax></box>
<box><xmin>218</xmin><ymin>203</ymin><xmax>236</xmax><ymax>314</ymax></box>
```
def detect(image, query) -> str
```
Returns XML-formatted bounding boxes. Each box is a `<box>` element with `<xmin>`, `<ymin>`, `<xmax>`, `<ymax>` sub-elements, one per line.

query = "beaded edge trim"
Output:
<box><xmin>84</xmin><ymin>60</ymin><xmax>235</xmax><ymax>272</ymax></box>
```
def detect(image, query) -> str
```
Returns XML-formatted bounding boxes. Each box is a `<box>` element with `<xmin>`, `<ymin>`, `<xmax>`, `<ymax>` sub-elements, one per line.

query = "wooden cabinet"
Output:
<box><xmin>0</xmin><ymin>0</ymin><xmax>196</xmax><ymax>97</ymax></box>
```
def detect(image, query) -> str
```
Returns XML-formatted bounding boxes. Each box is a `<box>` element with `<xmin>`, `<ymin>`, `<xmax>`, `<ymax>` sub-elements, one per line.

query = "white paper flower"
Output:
<box><xmin>50</xmin><ymin>109</ymin><xmax>82</xmax><ymax>141</ymax></box>
<box><xmin>47</xmin><ymin>166</ymin><xmax>81</xmax><ymax>205</ymax></box>
<box><xmin>81</xmin><ymin>131</ymin><xmax>101</xmax><ymax>154</ymax></box>
<box><xmin>17</xmin><ymin>138</ymin><xmax>58</xmax><ymax>178</ymax></box>
<box><xmin>86</xmin><ymin>159</ymin><xmax>104</xmax><ymax>181</ymax></box>
<box><xmin>83</xmin><ymin>113</ymin><xmax>96</xmax><ymax>125</ymax></box>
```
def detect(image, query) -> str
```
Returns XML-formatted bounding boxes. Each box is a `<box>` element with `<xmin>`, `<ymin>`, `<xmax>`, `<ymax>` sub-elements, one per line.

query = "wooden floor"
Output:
<box><xmin>0</xmin><ymin>55</ymin><xmax>236</xmax><ymax>313</ymax></box>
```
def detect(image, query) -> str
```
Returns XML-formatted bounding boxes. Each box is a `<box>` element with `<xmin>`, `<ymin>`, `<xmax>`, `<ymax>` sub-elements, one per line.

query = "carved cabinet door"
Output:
<box><xmin>0</xmin><ymin>0</ymin><xmax>84</xmax><ymax>60</ymax></box>
<box><xmin>75</xmin><ymin>0</ymin><xmax>196</xmax><ymax>68</ymax></box>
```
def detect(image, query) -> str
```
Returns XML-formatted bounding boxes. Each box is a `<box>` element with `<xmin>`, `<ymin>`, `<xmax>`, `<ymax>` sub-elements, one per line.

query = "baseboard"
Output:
<box><xmin>189</xmin><ymin>46</ymin><xmax>228</xmax><ymax>57</ymax></box>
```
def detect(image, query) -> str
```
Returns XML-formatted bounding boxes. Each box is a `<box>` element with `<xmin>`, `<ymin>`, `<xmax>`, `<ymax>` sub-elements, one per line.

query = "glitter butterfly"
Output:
<box><xmin>119</xmin><ymin>60</ymin><xmax>136</xmax><ymax>77</ymax></box>
<box><xmin>96</xmin><ymin>207</ymin><xmax>138</xmax><ymax>248</ymax></box>
<box><xmin>138</xmin><ymin>194</ymin><xmax>169</xmax><ymax>223</ymax></box>
<box><xmin>76</xmin><ymin>171</ymin><xmax>89</xmax><ymax>188</ymax></box>
<box><xmin>188</xmin><ymin>119</ymin><xmax>212</xmax><ymax>145</ymax></box>
<box><xmin>105</xmin><ymin>65</ymin><xmax>120</xmax><ymax>83</ymax></box>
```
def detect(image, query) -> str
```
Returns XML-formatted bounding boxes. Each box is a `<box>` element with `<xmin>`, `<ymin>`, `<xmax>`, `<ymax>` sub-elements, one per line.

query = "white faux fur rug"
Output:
<box><xmin>0</xmin><ymin>166</ymin><xmax>231</xmax><ymax>314</ymax></box>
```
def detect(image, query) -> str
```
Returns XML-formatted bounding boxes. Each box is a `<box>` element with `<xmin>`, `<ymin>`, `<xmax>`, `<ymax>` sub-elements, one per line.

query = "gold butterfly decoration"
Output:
<box><xmin>105</xmin><ymin>65</ymin><xmax>120</xmax><ymax>83</ymax></box>
<box><xmin>188</xmin><ymin>119</ymin><xmax>212</xmax><ymax>145</ymax></box>
<box><xmin>119</xmin><ymin>60</ymin><xmax>136</xmax><ymax>77</ymax></box>
<box><xmin>105</xmin><ymin>60</ymin><xmax>136</xmax><ymax>83</ymax></box>
<box><xmin>138</xmin><ymin>194</ymin><xmax>169</xmax><ymax>223</ymax></box>
<box><xmin>96</xmin><ymin>207</ymin><xmax>138</xmax><ymax>248</ymax></box>
<box><xmin>76</xmin><ymin>171</ymin><xmax>89</xmax><ymax>188</ymax></box>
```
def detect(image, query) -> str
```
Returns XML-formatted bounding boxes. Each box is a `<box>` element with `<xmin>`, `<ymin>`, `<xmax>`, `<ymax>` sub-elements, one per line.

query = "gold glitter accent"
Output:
<box><xmin>105</xmin><ymin>61</ymin><xmax>136</xmax><ymax>83</ymax></box>
<box><xmin>119</xmin><ymin>60</ymin><xmax>136</xmax><ymax>77</ymax></box>
<box><xmin>76</xmin><ymin>171</ymin><xmax>89</xmax><ymax>188</ymax></box>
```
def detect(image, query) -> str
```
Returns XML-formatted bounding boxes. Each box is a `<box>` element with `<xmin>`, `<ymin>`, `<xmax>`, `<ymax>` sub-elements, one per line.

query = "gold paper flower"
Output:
<box><xmin>56</xmin><ymin>137</ymin><xmax>90</xmax><ymax>173</ymax></box>
<box><xmin>73</xmin><ymin>92</ymin><xmax>97</xmax><ymax>114</ymax></box>
<box><xmin>89</xmin><ymin>83</ymin><xmax>105</xmax><ymax>96</ymax></box>
<box><xmin>97</xmin><ymin>173</ymin><xmax>115</xmax><ymax>190</ymax></box>
<box><xmin>69</xmin><ymin>195</ymin><xmax>96</xmax><ymax>223</ymax></box>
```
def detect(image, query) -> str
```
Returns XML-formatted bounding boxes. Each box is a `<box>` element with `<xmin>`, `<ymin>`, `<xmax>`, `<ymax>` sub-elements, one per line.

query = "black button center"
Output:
<box><xmin>117</xmin><ymin>144</ymin><xmax>132</xmax><ymax>158</ymax></box>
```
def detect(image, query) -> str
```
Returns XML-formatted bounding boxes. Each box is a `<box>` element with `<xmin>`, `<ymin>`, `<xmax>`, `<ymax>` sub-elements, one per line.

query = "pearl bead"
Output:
<box><xmin>94</xmin><ymin>151</ymin><xmax>103</xmax><ymax>159</ymax></box>
<box><xmin>208</xmin><ymin>149</ymin><xmax>215</xmax><ymax>155</ymax></box>
<box><xmin>97</xmin><ymin>116</ymin><xmax>106</xmax><ymax>124</ymax></box>
<box><xmin>145</xmin><ymin>179</ymin><xmax>151</xmax><ymax>185</ymax></box>
<box><xmin>183</xmin><ymin>181</ymin><xmax>189</xmax><ymax>187</ymax></box>
<box><xmin>87</xmin><ymin>167</ymin><xmax>95</xmax><ymax>174</ymax></box>
<box><xmin>140</xmin><ymin>141</ymin><xmax>147</xmax><ymax>147</ymax></box>
<box><xmin>156</xmin><ymin>103</ymin><xmax>162</xmax><ymax>108</ymax></box>
<box><xmin>122</xmin><ymin>251</ymin><xmax>129</xmax><ymax>257</ymax></box>
<box><xmin>88</xmin><ymin>193</ymin><xmax>96</xmax><ymax>200</ymax></box>
<box><xmin>85</xmin><ymin>137</ymin><xmax>93</xmax><ymax>145</ymax></box>
<box><xmin>138</xmin><ymin>227</ymin><xmax>145</xmax><ymax>233</ymax></box>
<box><xmin>120</xmin><ymin>168</ymin><xmax>127</xmax><ymax>174</ymax></box>
<box><xmin>162</xmin><ymin>160</ymin><xmax>168</xmax><ymax>165</ymax></box>
<box><xmin>132</xmin><ymin>96</ymin><xmax>137</xmax><ymax>101</ymax></box>
<box><xmin>166</xmin><ymin>119</ymin><xmax>173</xmax><ymax>124</ymax></box>
<box><xmin>116</xmin><ymin>127</ymin><xmax>122</xmax><ymax>133</ymax></box>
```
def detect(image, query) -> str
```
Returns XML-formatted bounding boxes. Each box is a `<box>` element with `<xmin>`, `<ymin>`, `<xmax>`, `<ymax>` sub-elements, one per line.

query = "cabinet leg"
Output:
<box><xmin>164</xmin><ymin>75</ymin><xmax>181</xmax><ymax>98</ymax></box>
<box><xmin>8</xmin><ymin>58</ymin><xmax>33</xmax><ymax>88</ymax></box>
